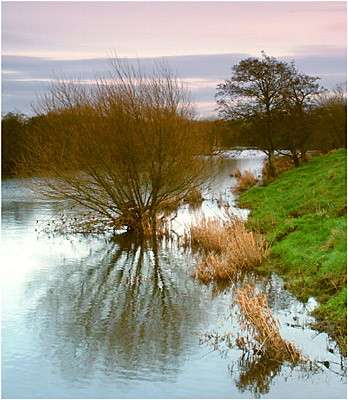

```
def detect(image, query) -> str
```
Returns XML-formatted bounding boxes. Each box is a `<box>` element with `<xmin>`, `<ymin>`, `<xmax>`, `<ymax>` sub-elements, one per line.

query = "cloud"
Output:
<box><xmin>2</xmin><ymin>2</ymin><xmax>346</xmax><ymax>59</ymax></box>
<box><xmin>290</xmin><ymin>45</ymin><xmax>346</xmax><ymax>58</ymax></box>
<box><xmin>2</xmin><ymin>51</ymin><xmax>347</xmax><ymax>116</ymax></box>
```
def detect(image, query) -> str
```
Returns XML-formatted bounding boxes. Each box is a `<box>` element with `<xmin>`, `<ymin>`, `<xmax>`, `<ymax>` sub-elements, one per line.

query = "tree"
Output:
<box><xmin>216</xmin><ymin>52</ymin><xmax>292</xmax><ymax>176</ymax></box>
<box><xmin>18</xmin><ymin>57</ymin><xmax>214</xmax><ymax>235</ymax></box>
<box><xmin>312</xmin><ymin>82</ymin><xmax>347</xmax><ymax>151</ymax></box>
<box><xmin>215</xmin><ymin>52</ymin><xmax>327</xmax><ymax>173</ymax></box>
<box><xmin>279</xmin><ymin>68</ymin><xmax>324</xmax><ymax>166</ymax></box>
<box><xmin>1</xmin><ymin>112</ymin><xmax>27</xmax><ymax>176</ymax></box>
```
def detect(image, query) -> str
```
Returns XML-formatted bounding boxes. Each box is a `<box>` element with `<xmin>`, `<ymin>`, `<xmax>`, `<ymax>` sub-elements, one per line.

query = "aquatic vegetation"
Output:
<box><xmin>36</xmin><ymin>210</ymin><xmax>174</xmax><ymax>239</ymax></box>
<box><xmin>232</xmin><ymin>168</ymin><xmax>259</xmax><ymax>193</ymax></box>
<box><xmin>195</xmin><ymin>252</ymin><xmax>233</xmax><ymax>282</ymax></box>
<box><xmin>185</xmin><ymin>215</ymin><xmax>226</xmax><ymax>253</ymax></box>
<box><xmin>187</xmin><ymin>214</ymin><xmax>268</xmax><ymax>282</ymax></box>
<box><xmin>183</xmin><ymin>186</ymin><xmax>204</xmax><ymax>206</ymax></box>
<box><xmin>232</xmin><ymin>285</ymin><xmax>302</xmax><ymax>363</ymax></box>
<box><xmin>200</xmin><ymin>285</ymin><xmax>322</xmax><ymax>395</ymax></box>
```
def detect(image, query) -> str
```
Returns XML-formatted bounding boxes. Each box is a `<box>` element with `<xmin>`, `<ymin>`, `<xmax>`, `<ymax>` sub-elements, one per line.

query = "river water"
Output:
<box><xmin>1</xmin><ymin>150</ymin><xmax>346</xmax><ymax>398</ymax></box>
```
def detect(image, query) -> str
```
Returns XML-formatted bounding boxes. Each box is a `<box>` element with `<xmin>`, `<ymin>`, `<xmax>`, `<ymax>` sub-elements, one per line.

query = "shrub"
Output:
<box><xmin>18</xmin><ymin>56</ymin><xmax>214</xmax><ymax>236</ymax></box>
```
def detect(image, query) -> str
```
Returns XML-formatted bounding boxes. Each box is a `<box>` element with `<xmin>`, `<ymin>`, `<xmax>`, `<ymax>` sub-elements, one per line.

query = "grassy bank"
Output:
<box><xmin>238</xmin><ymin>150</ymin><xmax>347</xmax><ymax>347</ymax></box>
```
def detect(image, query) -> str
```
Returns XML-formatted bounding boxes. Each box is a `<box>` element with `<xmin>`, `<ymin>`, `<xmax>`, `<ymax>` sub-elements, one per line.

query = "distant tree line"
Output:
<box><xmin>2</xmin><ymin>53</ymin><xmax>347</xmax><ymax>180</ymax></box>
<box><xmin>1</xmin><ymin>112</ymin><xmax>45</xmax><ymax>176</ymax></box>
<box><xmin>207</xmin><ymin>85</ymin><xmax>347</xmax><ymax>151</ymax></box>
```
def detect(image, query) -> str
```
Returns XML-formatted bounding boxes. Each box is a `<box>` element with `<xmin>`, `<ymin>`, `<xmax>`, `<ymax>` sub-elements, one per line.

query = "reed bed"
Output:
<box><xmin>200</xmin><ymin>284</ymin><xmax>306</xmax><ymax>372</ymax></box>
<box><xmin>233</xmin><ymin>169</ymin><xmax>258</xmax><ymax>193</ymax></box>
<box><xmin>183</xmin><ymin>187</ymin><xmax>204</xmax><ymax>206</ymax></box>
<box><xmin>224</xmin><ymin>219</ymin><xmax>267</xmax><ymax>268</ymax></box>
<box><xmin>37</xmin><ymin>210</ymin><xmax>173</xmax><ymax>239</ymax></box>
<box><xmin>232</xmin><ymin>284</ymin><xmax>302</xmax><ymax>363</ymax></box>
<box><xmin>187</xmin><ymin>214</ymin><xmax>268</xmax><ymax>282</ymax></box>
<box><xmin>195</xmin><ymin>253</ymin><xmax>234</xmax><ymax>282</ymax></box>
<box><xmin>187</xmin><ymin>215</ymin><xmax>226</xmax><ymax>253</ymax></box>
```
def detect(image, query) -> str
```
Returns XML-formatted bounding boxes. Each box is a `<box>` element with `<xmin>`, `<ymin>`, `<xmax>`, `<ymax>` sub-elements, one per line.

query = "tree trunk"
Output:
<box><xmin>301</xmin><ymin>149</ymin><xmax>307</xmax><ymax>163</ymax></box>
<box><xmin>291</xmin><ymin>149</ymin><xmax>300</xmax><ymax>167</ymax></box>
<box><xmin>268</xmin><ymin>151</ymin><xmax>276</xmax><ymax>178</ymax></box>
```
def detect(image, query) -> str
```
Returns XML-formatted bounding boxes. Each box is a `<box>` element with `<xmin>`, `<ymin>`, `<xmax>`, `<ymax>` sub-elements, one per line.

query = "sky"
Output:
<box><xmin>1</xmin><ymin>1</ymin><xmax>347</xmax><ymax>117</ymax></box>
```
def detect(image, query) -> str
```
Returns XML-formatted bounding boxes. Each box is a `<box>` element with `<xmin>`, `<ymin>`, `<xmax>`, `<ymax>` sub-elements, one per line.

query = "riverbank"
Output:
<box><xmin>238</xmin><ymin>149</ymin><xmax>347</xmax><ymax>349</ymax></box>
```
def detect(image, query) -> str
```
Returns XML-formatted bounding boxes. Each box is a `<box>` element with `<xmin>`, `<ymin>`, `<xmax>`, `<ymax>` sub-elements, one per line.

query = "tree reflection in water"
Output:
<box><xmin>233</xmin><ymin>351</ymin><xmax>322</xmax><ymax>398</ymax></box>
<box><xmin>25</xmin><ymin>233</ymin><xmax>324</xmax><ymax>395</ymax></box>
<box><xmin>26</xmin><ymin>234</ymin><xmax>207</xmax><ymax>383</ymax></box>
<box><xmin>204</xmin><ymin>274</ymin><xmax>323</xmax><ymax>397</ymax></box>
<box><xmin>233</xmin><ymin>353</ymin><xmax>283</xmax><ymax>397</ymax></box>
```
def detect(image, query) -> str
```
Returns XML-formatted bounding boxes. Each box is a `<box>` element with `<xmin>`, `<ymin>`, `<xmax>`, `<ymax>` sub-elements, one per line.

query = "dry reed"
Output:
<box><xmin>224</xmin><ymin>219</ymin><xmax>267</xmax><ymax>269</ymax></box>
<box><xmin>187</xmin><ymin>214</ymin><xmax>268</xmax><ymax>282</ymax></box>
<box><xmin>39</xmin><ymin>211</ymin><xmax>174</xmax><ymax>238</ymax></box>
<box><xmin>262</xmin><ymin>156</ymin><xmax>293</xmax><ymax>181</ymax></box>
<box><xmin>183</xmin><ymin>187</ymin><xmax>204</xmax><ymax>206</ymax></box>
<box><xmin>194</xmin><ymin>253</ymin><xmax>234</xmax><ymax>282</ymax></box>
<box><xmin>233</xmin><ymin>169</ymin><xmax>258</xmax><ymax>193</ymax></box>
<box><xmin>232</xmin><ymin>285</ymin><xmax>302</xmax><ymax>363</ymax></box>
<box><xmin>187</xmin><ymin>215</ymin><xmax>226</xmax><ymax>252</ymax></box>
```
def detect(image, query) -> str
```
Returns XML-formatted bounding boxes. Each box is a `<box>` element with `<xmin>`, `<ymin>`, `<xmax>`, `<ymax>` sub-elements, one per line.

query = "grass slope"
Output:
<box><xmin>239</xmin><ymin>150</ymin><xmax>347</xmax><ymax>345</ymax></box>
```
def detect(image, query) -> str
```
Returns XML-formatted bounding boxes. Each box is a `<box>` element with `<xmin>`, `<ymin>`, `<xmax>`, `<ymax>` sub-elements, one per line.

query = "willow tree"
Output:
<box><xmin>19</xmin><ymin>57</ymin><xmax>213</xmax><ymax>235</ymax></box>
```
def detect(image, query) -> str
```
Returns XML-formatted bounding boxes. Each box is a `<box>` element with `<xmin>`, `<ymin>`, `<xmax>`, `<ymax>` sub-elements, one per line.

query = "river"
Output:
<box><xmin>1</xmin><ymin>150</ymin><xmax>346</xmax><ymax>398</ymax></box>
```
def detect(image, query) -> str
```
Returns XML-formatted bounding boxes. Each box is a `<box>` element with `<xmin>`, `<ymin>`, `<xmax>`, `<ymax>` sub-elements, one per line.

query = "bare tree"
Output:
<box><xmin>278</xmin><ymin>68</ymin><xmax>324</xmax><ymax>166</ymax></box>
<box><xmin>313</xmin><ymin>82</ymin><xmax>347</xmax><ymax>151</ymax></box>
<box><xmin>19</xmin><ymin>57</ymin><xmax>214</xmax><ymax>235</ymax></box>
<box><xmin>216</xmin><ymin>52</ymin><xmax>291</xmax><ymax>177</ymax></box>
<box><xmin>215</xmin><ymin>52</ymin><xmax>326</xmax><ymax>174</ymax></box>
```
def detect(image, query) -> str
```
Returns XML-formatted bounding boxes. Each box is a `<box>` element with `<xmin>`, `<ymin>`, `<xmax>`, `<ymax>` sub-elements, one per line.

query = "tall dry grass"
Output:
<box><xmin>183</xmin><ymin>187</ymin><xmax>204</xmax><ymax>206</ymax></box>
<box><xmin>200</xmin><ymin>284</ymin><xmax>316</xmax><ymax>395</ymax></box>
<box><xmin>187</xmin><ymin>214</ymin><xmax>268</xmax><ymax>282</ymax></box>
<box><xmin>233</xmin><ymin>169</ymin><xmax>258</xmax><ymax>193</ymax></box>
<box><xmin>233</xmin><ymin>285</ymin><xmax>302</xmax><ymax>363</ymax></box>
<box><xmin>224</xmin><ymin>218</ymin><xmax>267</xmax><ymax>268</ymax></box>
<box><xmin>195</xmin><ymin>253</ymin><xmax>232</xmax><ymax>282</ymax></box>
<box><xmin>262</xmin><ymin>155</ymin><xmax>293</xmax><ymax>182</ymax></box>
<box><xmin>187</xmin><ymin>215</ymin><xmax>226</xmax><ymax>252</ymax></box>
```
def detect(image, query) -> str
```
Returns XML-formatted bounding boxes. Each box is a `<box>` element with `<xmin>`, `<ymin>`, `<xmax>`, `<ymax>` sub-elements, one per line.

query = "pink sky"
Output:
<box><xmin>2</xmin><ymin>1</ymin><xmax>347</xmax><ymax>59</ymax></box>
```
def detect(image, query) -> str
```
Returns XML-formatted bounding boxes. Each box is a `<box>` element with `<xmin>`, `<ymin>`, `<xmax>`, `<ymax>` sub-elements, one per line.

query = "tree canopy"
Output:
<box><xmin>215</xmin><ymin>52</ymin><xmax>324</xmax><ymax>174</ymax></box>
<box><xmin>18</xmin><ymin>57</ymin><xmax>214</xmax><ymax>235</ymax></box>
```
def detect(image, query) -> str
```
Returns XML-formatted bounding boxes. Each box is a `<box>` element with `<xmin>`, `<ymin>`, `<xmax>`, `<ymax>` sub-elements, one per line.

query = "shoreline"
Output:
<box><xmin>238</xmin><ymin>149</ymin><xmax>347</xmax><ymax>351</ymax></box>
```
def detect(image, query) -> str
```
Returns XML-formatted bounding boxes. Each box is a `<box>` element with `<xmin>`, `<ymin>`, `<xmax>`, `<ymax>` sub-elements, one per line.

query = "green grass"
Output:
<box><xmin>239</xmin><ymin>149</ymin><xmax>347</xmax><ymax>347</ymax></box>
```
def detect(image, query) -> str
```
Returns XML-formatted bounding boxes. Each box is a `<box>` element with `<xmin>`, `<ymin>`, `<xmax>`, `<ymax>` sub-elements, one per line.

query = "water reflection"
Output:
<box><xmin>26</xmin><ymin>235</ymin><xmax>207</xmax><ymax>383</ymax></box>
<box><xmin>234</xmin><ymin>353</ymin><xmax>283</xmax><ymax>397</ymax></box>
<box><xmin>3</xmin><ymin>152</ymin><xmax>346</xmax><ymax>398</ymax></box>
<box><xmin>202</xmin><ymin>274</ymin><xmax>335</xmax><ymax>397</ymax></box>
